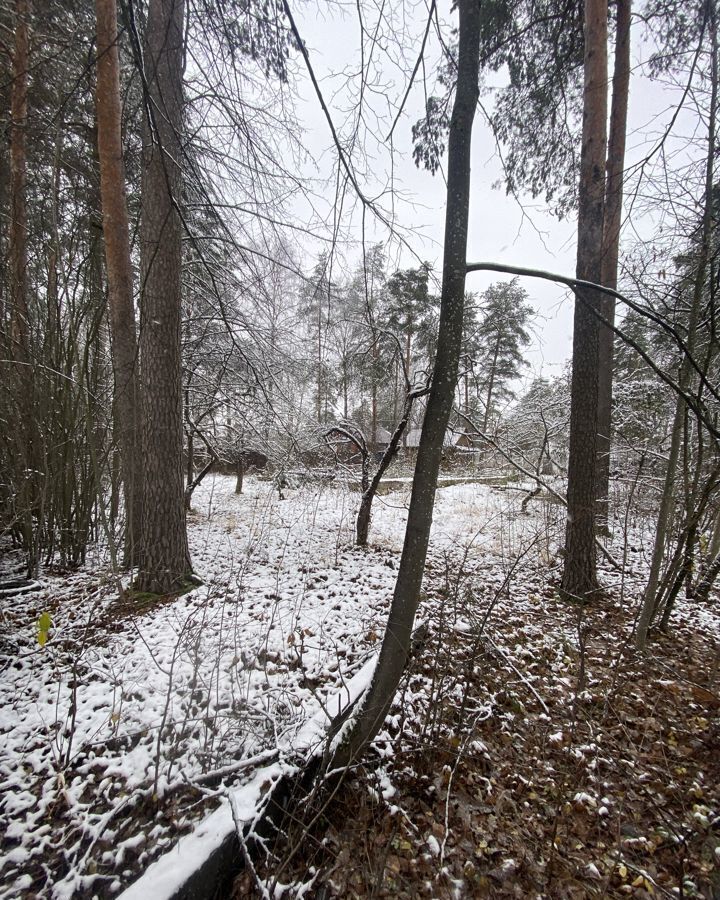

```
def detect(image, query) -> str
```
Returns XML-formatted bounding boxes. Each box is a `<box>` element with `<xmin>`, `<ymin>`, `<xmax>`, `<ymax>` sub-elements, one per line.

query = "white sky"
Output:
<box><xmin>286</xmin><ymin>0</ymin><xmax>706</xmax><ymax>382</ymax></box>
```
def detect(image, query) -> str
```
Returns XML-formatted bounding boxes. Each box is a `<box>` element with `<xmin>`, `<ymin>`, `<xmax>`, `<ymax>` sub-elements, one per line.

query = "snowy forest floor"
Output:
<box><xmin>1</xmin><ymin>474</ymin><xmax>719</xmax><ymax>899</ymax></box>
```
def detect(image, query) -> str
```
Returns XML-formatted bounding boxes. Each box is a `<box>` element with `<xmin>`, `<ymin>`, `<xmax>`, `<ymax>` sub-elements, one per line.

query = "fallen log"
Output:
<box><xmin>118</xmin><ymin>650</ymin><xmax>387</xmax><ymax>899</ymax></box>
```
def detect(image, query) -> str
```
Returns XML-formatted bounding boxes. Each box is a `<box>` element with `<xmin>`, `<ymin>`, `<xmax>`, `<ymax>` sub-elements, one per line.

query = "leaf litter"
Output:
<box><xmin>0</xmin><ymin>474</ymin><xmax>718</xmax><ymax>899</ymax></box>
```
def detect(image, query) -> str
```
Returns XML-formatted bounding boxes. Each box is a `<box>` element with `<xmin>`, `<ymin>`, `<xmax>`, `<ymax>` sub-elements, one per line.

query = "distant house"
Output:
<box><xmin>403</xmin><ymin>427</ymin><xmax>471</xmax><ymax>453</ymax></box>
<box><xmin>453</xmin><ymin>430</ymin><xmax>481</xmax><ymax>451</ymax></box>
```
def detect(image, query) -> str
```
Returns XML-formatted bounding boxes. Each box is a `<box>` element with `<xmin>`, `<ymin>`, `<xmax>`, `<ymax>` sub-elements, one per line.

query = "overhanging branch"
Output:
<box><xmin>466</xmin><ymin>260</ymin><xmax>720</xmax><ymax>438</ymax></box>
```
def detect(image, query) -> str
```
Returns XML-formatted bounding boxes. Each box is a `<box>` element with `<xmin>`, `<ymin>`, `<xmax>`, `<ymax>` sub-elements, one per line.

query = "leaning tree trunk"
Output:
<box><xmin>96</xmin><ymin>0</ymin><xmax>143</xmax><ymax>565</ymax></box>
<box><xmin>356</xmin><ymin>388</ymin><xmax>422</xmax><ymax>546</ymax></box>
<box><xmin>135</xmin><ymin>0</ymin><xmax>192</xmax><ymax>594</ymax></box>
<box><xmin>596</xmin><ymin>0</ymin><xmax>631</xmax><ymax>532</ymax></box>
<box><xmin>327</xmin><ymin>0</ymin><xmax>481</xmax><ymax>770</ymax></box>
<box><xmin>561</xmin><ymin>0</ymin><xmax>608</xmax><ymax>601</ymax></box>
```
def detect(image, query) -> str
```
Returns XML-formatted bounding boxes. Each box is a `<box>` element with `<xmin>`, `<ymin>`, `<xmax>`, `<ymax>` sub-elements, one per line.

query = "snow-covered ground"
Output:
<box><xmin>2</xmin><ymin>474</ymin><xmax>717</xmax><ymax>899</ymax></box>
<box><xmin>0</xmin><ymin>474</ymin><xmax>549</xmax><ymax>898</ymax></box>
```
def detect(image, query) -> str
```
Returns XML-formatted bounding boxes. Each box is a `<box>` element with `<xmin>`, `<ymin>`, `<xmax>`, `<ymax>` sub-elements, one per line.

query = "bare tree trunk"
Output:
<box><xmin>709</xmin><ymin>508</ymin><xmax>720</xmax><ymax>562</ymax></box>
<box><xmin>9</xmin><ymin>0</ymin><xmax>29</xmax><ymax>364</ymax></box>
<box><xmin>636</xmin><ymin>11</ymin><xmax>717</xmax><ymax>647</ymax></box>
<box><xmin>9</xmin><ymin>0</ymin><xmax>37</xmax><ymax>576</ymax></box>
<box><xmin>636</xmin><ymin>8</ymin><xmax>717</xmax><ymax>648</ymax></box>
<box><xmin>356</xmin><ymin>389</ymin><xmax>421</xmax><ymax>546</ymax></box>
<box><xmin>596</xmin><ymin>0</ymin><xmax>631</xmax><ymax>532</ymax></box>
<box><xmin>635</xmin><ymin>400</ymin><xmax>685</xmax><ymax>637</ymax></box>
<box><xmin>393</xmin><ymin>355</ymin><xmax>399</xmax><ymax>429</ymax></box>
<box><xmin>135</xmin><ymin>0</ymin><xmax>192</xmax><ymax>594</ymax></box>
<box><xmin>235</xmin><ymin>457</ymin><xmax>244</xmax><ymax>495</ymax></box>
<box><xmin>327</xmin><ymin>0</ymin><xmax>480</xmax><ymax>769</ymax></box>
<box><xmin>316</xmin><ymin>298</ymin><xmax>322</xmax><ymax>423</ymax></box>
<box><xmin>482</xmin><ymin>334</ymin><xmax>500</xmax><ymax>434</ymax></box>
<box><xmin>186</xmin><ymin>430</ymin><xmax>194</xmax><ymax>490</ymax></box>
<box><xmin>96</xmin><ymin>0</ymin><xmax>143</xmax><ymax>564</ymax></box>
<box><xmin>697</xmin><ymin>506</ymin><xmax>720</xmax><ymax>598</ymax></box>
<box><xmin>46</xmin><ymin>120</ymin><xmax>63</xmax><ymax>354</ymax></box>
<box><xmin>694</xmin><ymin>548</ymin><xmax>720</xmax><ymax>603</ymax></box>
<box><xmin>0</xmin><ymin>78</ymin><xmax>8</xmax><ymax>340</ymax></box>
<box><xmin>561</xmin><ymin>0</ymin><xmax>608</xmax><ymax>601</ymax></box>
<box><xmin>371</xmin><ymin>335</ymin><xmax>378</xmax><ymax>449</ymax></box>
<box><xmin>405</xmin><ymin>329</ymin><xmax>412</xmax><ymax>383</ymax></box>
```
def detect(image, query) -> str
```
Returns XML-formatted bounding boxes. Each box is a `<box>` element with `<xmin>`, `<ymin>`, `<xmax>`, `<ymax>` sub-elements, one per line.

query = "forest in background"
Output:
<box><xmin>1</xmin><ymin>0</ymin><xmax>720</xmax><ymax>897</ymax></box>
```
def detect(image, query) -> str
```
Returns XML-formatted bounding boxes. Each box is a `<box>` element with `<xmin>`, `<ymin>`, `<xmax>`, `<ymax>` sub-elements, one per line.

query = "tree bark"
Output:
<box><xmin>371</xmin><ymin>335</ymin><xmax>379</xmax><ymax>449</ymax></box>
<box><xmin>561</xmin><ymin>0</ymin><xmax>608</xmax><ymax>601</ymax></box>
<box><xmin>327</xmin><ymin>0</ymin><xmax>480</xmax><ymax>769</ymax></box>
<box><xmin>694</xmin><ymin>549</ymin><xmax>720</xmax><ymax>604</ymax></box>
<box><xmin>96</xmin><ymin>0</ymin><xmax>143</xmax><ymax>565</ymax></box>
<box><xmin>316</xmin><ymin>295</ymin><xmax>323</xmax><ymax>423</ymax></box>
<box><xmin>482</xmin><ymin>333</ymin><xmax>500</xmax><ymax>434</ymax></box>
<box><xmin>135</xmin><ymin>0</ymin><xmax>192</xmax><ymax>594</ymax></box>
<box><xmin>0</xmin><ymin>80</ymin><xmax>8</xmax><ymax>339</ymax></box>
<box><xmin>356</xmin><ymin>389</ymin><xmax>421</xmax><ymax>546</ymax></box>
<box><xmin>187</xmin><ymin>431</ymin><xmax>195</xmax><ymax>488</ymax></box>
<box><xmin>9</xmin><ymin>0</ymin><xmax>29</xmax><ymax>364</ymax></box>
<box><xmin>635</xmin><ymin>6</ymin><xmax>717</xmax><ymax>648</ymax></box>
<box><xmin>235</xmin><ymin>457</ymin><xmax>244</xmax><ymax>495</ymax></box>
<box><xmin>9</xmin><ymin>0</ymin><xmax>38</xmax><ymax>576</ymax></box>
<box><xmin>596</xmin><ymin>0</ymin><xmax>631</xmax><ymax>531</ymax></box>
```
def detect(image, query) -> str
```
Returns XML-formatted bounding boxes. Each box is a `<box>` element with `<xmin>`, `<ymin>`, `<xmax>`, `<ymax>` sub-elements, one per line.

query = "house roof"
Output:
<box><xmin>404</xmin><ymin>427</ymin><xmax>462</xmax><ymax>448</ymax></box>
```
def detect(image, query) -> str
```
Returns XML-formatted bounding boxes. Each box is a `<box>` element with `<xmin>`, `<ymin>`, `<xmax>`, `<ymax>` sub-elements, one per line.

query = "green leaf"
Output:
<box><xmin>37</xmin><ymin>612</ymin><xmax>52</xmax><ymax>647</ymax></box>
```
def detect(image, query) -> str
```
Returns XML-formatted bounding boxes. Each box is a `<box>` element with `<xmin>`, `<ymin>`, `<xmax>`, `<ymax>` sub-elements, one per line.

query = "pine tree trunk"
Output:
<box><xmin>328</xmin><ymin>0</ymin><xmax>481</xmax><ymax>769</ymax></box>
<box><xmin>96</xmin><ymin>0</ymin><xmax>143</xmax><ymax>565</ymax></box>
<box><xmin>9</xmin><ymin>0</ymin><xmax>29</xmax><ymax>365</ymax></box>
<box><xmin>9</xmin><ymin>0</ymin><xmax>37</xmax><ymax>576</ymax></box>
<box><xmin>561</xmin><ymin>0</ymin><xmax>608</xmax><ymax>601</ymax></box>
<box><xmin>135</xmin><ymin>0</ymin><xmax>192</xmax><ymax>594</ymax></box>
<box><xmin>596</xmin><ymin>0</ymin><xmax>631</xmax><ymax>532</ymax></box>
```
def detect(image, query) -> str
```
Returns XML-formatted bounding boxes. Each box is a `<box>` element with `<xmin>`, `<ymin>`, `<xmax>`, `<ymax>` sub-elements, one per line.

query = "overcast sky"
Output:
<box><xmin>285</xmin><ymin>0</ymin><xmax>705</xmax><ymax>383</ymax></box>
